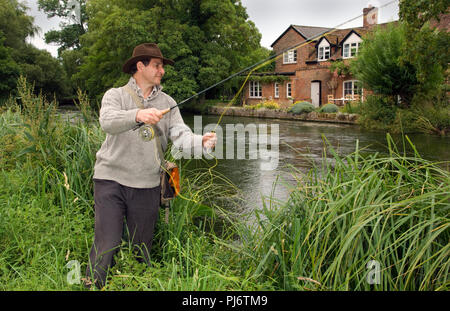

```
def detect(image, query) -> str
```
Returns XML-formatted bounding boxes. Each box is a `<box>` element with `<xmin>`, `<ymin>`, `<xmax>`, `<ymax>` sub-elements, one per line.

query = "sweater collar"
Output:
<box><xmin>127</xmin><ymin>76</ymin><xmax>162</xmax><ymax>100</ymax></box>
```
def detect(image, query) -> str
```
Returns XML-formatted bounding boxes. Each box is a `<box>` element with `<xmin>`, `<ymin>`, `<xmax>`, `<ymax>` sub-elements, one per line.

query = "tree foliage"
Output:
<box><xmin>353</xmin><ymin>1</ymin><xmax>450</xmax><ymax>134</ymax></box>
<box><xmin>351</xmin><ymin>23</ymin><xmax>418</xmax><ymax>107</ymax></box>
<box><xmin>74</xmin><ymin>0</ymin><xmax>269</xmax><ymax>103</ymax></box>
<box><xmin>13</xmin><ymin>44</ymin><xmax>70</xmax><ymax>98</ymax></box>
<box><xmin>0</xmin><ymin>0</ymin><xmax>70</xmax><ymax>101</ymax></box>
<box><xmin>38</xmin><ymin>0</ymin><xmax>88</xmax><ymax>54</ymax></box>
<box><xmin>0</xmin><ymin>0</ymin><xmax>37</xmax><ymax>49</ymax></box>
<box><xmin>399</xmin><ymin>0</ymin><xmax>449</xmax><ymax>97</ymax></box>
<box><xmin>0</xmin><ymin>31</ymin><xmax>20</xmax><ymax>100</ymax></box>
<box><xmin>399</xmin><ymin>0</ymin><xmax>449</xmax><ymax>30</ymax></box>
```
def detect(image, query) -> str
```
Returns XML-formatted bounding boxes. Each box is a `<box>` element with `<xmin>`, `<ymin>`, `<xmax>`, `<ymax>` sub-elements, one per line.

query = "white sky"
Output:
<box><xmin>24</xmin><ymin>0</ymin><xmax>400</xmax><ymax>57</ymax></box>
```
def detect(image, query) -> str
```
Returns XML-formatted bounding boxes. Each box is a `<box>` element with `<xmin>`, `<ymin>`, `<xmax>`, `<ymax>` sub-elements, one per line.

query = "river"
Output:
<box><xmin>182</xmin><ymin>113</ymin><xmax>450</xmax><ymax>212</ymax></box>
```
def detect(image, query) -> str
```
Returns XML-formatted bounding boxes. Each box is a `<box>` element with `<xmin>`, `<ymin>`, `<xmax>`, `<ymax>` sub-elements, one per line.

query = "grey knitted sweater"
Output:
<box><xmin>93</xmin><ymin>77</ymin><xmax>202</xmax><ymax>188</ymax></box>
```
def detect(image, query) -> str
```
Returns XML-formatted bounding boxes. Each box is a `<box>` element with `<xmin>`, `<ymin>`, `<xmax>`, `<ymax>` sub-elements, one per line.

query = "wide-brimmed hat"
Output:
<box><xmin>122</xmin><ymin>43</ymin><xmax>174</xmax><ymax>74</ymax></box>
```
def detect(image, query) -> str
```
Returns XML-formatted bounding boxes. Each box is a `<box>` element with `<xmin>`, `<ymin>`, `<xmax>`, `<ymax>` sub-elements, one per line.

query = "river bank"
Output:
<box><xmin>207</xmin><ymin>106</ymin><xmax>359</xmax><ymax>124</ymax></box>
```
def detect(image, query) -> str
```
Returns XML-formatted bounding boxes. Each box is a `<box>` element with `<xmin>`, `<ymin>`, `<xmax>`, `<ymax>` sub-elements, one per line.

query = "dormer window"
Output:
<box><xmin>342</xmin><ymin>32</ymin><xmax>362</xmax><ymax>59</ymax></box>
<box><xmin>343</xmin><ymin>42</ymin><xmax>360</xmax><ymax>58</ymax></box>
<box><xmin>283</xmin><ymin>49</ymin><xmax>297</xmax><ymax>64</ymax></box>
<box><xmin>317</xmin><ymin>38</ymin><xmax>331</xmax><ymax>61</ymax></box>
<box><xmin>318</xmin><ymin>46</ymin><xmax>330</xmax><ymax>61</ymax></box>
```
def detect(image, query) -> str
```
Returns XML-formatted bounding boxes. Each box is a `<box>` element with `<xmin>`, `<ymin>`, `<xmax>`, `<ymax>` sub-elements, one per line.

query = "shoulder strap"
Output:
<box><xmin>123</xmin><ymin>85</ymin><xmax>144</xmax><ymax>109</ymax></box>
<box><xmin>123</xmin><ymin>85</ymin><xmax>166</xmax><ymax>169</ymax></box>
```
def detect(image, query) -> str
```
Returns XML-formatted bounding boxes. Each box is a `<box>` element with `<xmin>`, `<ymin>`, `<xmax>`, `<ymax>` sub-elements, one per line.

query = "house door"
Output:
<box><xmin>311</xmin><ymin>81</ymin><xmax>321</xmax><ymax>108</ymax></box>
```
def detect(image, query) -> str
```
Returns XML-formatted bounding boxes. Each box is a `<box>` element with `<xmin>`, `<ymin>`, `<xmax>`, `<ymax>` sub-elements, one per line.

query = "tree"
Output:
<box><xmin>351</xmin><ymin>23</ymin><xmax>418</xmax><ymax>107</ymax></box>
<box><xmin>399</xmin><ymin>0</ymin><xmax>449</xmax><ymax>30</ymax></box>
<box><xmin>74</xmin><ymin>0</ymin><xmax>269</xmax><ymax>104</ymax></box>
<box><xmin>0</xmin><ymin>0</ymin><xmax>71</xmax><ymax>100</ymax></box>
<box><xmin>13</xmin><ymin>44</ymin><xmax>70</xmax><ymax>99</ymax></box>
<box><xmin>0</xmin><ymin>0</ymin><xmax>37</xmax><ymax>50</ymax></box>
<box><xmin>0</xmin><ymin>31</ymin><xmax>20</xmax><ymax>101</ymax></box>
<box><xmin>399</xmin><ymin>0</ymin><xmax>449</xmax><ymax>97</ymax></box>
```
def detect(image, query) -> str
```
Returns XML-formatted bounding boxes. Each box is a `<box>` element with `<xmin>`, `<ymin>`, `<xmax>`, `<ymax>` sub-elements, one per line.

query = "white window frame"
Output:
<box><xmin>249</xmin><ymin>81</ymin><xmax>262</xmax><ymax>98</ymax></box>
<box><xmin>286</xmin><ymin>82</ymin><xmax>292</xmax><ymax>98</ymax></box>
<box><xmin>318</xmin><ymin>40</ymin><xmax>331</xmax><ymax>61</ymax></box>
<box><xmin>283</xmin><ymin>49</ymin><xmax>297</xmax><ymax>64</ymax></box>
<box><xmin>274</xmin><ymin>83</ymin><xmax>279</xmax><ymax>98</ymax></box>
<box><xmin>342</xmin><ymin>33</ymin><xmax>362</xmax><ymax>59</ymax></box>
<box><xmin>343</xmin><ymin>80</ymin><xmax>362</xmax><ymax>98</ymax></box>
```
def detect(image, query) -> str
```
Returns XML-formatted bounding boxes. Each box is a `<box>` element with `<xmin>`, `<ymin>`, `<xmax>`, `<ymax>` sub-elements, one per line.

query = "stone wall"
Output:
<box><xmin>207</xmin><ymin>106</ymin><xmax>359</xmax><ymax>124</ymax></box>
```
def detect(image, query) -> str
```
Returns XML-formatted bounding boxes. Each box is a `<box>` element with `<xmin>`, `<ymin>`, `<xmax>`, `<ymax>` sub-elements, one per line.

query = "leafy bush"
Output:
<box><xmin>262</xmin><ymin>100</ymin><xmax>280</xmax><ymax>110</ymax></box>
<box><xmin>358</xmin><ymin>95</ymin><xmax>398</xmax><ymax>130</ymax></box>
<box><xmin>339</xmin><ymin>101</ymin><xmax>362</xmax><ymax>114</ymax></box>
<box><xmin>289</xmin><ymin>101</ymin><xmax>315</xmax><ymax>115</ymax></box>
<box><xmin>351</xmin><ymin>23</ymin><xmax>418</xmax><ymax>107</ymax></box>
<box><xmin>319</xmin><ymin>103</ymin><xmax>338</xmax><ymax>113</ymax></box>
<box><xmin>412</xmin><ymin>99</ymin><xmax>450</xmax><ymax>136</ymax></box>
<box><xmin>245</xmin><ymin>100</ymin><xmax>280</xmax><ymax>110</ymax></box>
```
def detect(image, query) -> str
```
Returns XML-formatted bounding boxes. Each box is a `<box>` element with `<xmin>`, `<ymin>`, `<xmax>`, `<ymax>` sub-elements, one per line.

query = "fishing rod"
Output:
<box><xmin>133</xmin><ymin>0</ymin><xmax>398</xmax><ymax>131</ymax></box>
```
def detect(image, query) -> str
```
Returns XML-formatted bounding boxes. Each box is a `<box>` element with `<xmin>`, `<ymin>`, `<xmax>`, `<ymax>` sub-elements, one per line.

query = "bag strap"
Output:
<box><xmin>124</xmin><ymin>85</ymin><xmax>172</xmax><ymax>223</ymax></box>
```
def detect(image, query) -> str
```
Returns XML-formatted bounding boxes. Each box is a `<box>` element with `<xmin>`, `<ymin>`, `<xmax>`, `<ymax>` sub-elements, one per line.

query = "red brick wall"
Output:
<box><xmin>430</xmin><ymin>13</ymin><xmax>450</xmax><ymax>31</ymax></box>
<box><xmin>272</xmin><ymin>28</ymin><xmax>311</xmax><ymax>73</ymax></box>
<box><xmin>242</xmin><ymin>22</ymin><xmax>378</xmax><ymax>107</ymax></box>
<box><xmin>243</xmin><ymin>80</ymin><xmax>294</xmax><ymax>108</ymax></box>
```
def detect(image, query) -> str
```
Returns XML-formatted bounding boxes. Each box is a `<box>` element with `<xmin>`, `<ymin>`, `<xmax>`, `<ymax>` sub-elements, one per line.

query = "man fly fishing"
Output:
<box><xmin>85</xmin><ymin>43</ymin><xmax>217</xmax><ymax>289</ymax></box>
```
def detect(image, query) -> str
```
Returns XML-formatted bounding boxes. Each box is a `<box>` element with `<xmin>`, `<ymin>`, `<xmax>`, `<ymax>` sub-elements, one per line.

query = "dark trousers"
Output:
<box><xmin>86</xmin><ymin>179</ymin><xmax>161</xmax><ymax>288</ymax></box>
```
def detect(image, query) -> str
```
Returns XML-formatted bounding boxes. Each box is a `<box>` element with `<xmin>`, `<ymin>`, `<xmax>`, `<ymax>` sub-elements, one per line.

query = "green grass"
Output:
<box><xmin>0</xmin><ymin>79</ymin><xmax>448</xmax><ymax>290</ymax></box>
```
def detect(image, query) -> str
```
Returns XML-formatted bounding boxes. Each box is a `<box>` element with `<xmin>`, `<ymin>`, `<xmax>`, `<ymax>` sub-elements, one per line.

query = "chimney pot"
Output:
<box><xmin>363</xmin><ymin>6</ymin><xmax>378</xmax><ymax>28</ymax></box>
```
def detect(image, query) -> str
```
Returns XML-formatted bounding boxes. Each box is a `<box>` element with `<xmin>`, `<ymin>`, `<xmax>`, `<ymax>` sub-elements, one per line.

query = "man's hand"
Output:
<box><xmin>202</xmin><ymin>132</ymin><xmax>217</xmax><ymax>149</ymax></box>
<box><xmin>135</xmin><ymin>108</ymin><xmax>169</xmax><ymax>125</ymax></box>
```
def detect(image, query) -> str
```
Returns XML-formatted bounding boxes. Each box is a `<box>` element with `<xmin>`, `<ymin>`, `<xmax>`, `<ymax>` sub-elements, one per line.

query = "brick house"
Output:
<box><xmin>243</xmin><ymin>6</ymin><xmax>385</xmax><ymax>108</ymax></box>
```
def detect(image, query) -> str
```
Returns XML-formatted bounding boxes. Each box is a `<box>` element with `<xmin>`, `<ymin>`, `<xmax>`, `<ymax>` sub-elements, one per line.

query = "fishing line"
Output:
<box><xmin>156</xmin><ymin>0</ymin><xmax>399</xmax><ymax>207</ymax></box>
<box><xmin>134</xmin><ymin>0</ymin><xmax>398</xmax><ymax>131</ymax></box>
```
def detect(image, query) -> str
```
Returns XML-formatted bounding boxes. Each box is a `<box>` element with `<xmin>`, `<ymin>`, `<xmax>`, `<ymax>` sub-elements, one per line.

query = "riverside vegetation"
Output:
<box><xmin>0</xmin><ymin>78</ymin><xmax>448</xmax><ymax>291</ymax></box>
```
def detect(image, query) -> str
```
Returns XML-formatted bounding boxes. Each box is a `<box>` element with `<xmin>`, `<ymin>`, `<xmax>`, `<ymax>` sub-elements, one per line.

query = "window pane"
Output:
<box><xmin>344</xmin><ymin>81</ymin><xmax>352</xmax><ymax>95</ymax></box>
<box><xmin>250</xmin><ymin>81</ymin><xmax>261</xmax><ymax>97</ymax></box>
<box><xmin>287</xmin><ymin>83</ymin><xmax>292</xmax><ymax>97</ymax></box>
<box><xmin>343</xmin><ymin>44</ymin><xmax>349</xmax><ymax>57</ymax></box>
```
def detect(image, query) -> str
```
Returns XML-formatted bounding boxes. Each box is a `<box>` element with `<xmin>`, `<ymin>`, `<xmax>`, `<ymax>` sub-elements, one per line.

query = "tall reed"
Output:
<box><xmin>236</xmin><ymin>135</ymin><xmax>449</xmax><ymax>290</ymax></box>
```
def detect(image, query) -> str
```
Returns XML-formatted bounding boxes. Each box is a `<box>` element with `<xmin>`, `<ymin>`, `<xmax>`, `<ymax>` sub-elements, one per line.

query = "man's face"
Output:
<box><xmin>139</xmin><ymin>58</ymin><xmax>165</xmax><ymax>86</ymax></box>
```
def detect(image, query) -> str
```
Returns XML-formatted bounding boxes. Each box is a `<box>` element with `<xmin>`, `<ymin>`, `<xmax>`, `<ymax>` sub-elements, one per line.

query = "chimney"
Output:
<box><xmin>363</xmin><ymin>5</ymin><xmax>378</xmax><ymax>28</ymax></box>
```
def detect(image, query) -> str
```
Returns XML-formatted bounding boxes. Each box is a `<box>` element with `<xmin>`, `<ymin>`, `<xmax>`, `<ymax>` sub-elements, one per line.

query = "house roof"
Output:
<box><xmin>270</xmin><ymin>25</ymin><xmax>333</xmax><ymax>47</ymax></box>
<box><xmin>270</xmin><ymin>21</ymin><xmax>397</xmax><ymax>49</ymax></box>
<box><xmin>338</xmin><ymin>29</ymin><xmax>363</xmax><ymax>46</ymax></box>
<box><xmin>292</xmin><ymin>25</ymin><xmax>334</xmax><ymax>41</ymax></box>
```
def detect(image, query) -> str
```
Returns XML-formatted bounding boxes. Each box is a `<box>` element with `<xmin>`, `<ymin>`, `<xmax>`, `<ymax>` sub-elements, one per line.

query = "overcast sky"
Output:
<box><xmin>25</xmin><ymin>0</ymin><xmax>400</xmax><ymax>57</ymax></box>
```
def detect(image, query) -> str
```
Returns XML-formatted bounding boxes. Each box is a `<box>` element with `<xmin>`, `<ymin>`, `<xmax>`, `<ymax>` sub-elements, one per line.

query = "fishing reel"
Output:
<box><xmin>138</xmin><ymin>124</ymin><xmax>155</xmax><ymax>141</ymax></box>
